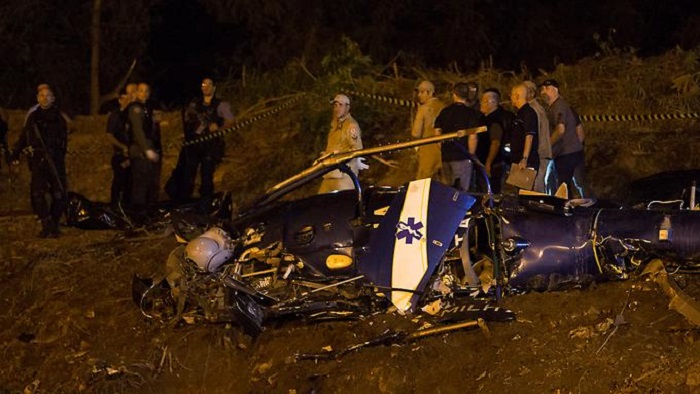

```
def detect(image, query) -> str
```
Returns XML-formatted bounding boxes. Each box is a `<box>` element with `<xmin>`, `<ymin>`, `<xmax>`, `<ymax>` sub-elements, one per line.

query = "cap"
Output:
<box><xmin>540</xmin><ymin>79</ymin><xmax>559</xmax><ymax>89</ymax></box>
<box><xmin>416</xmin><ymin>80</ymin><xmax>435</xmax><ymax>93</ymax></box>
<box><xmin>330</xmin><ymin>94</ymin><xmax>350</xmax><ymax>105</ymax></box>
<box><xmin>37</xmin><ymin>83</ymin><xmax>51</xmax><ymax>93</ymax></box>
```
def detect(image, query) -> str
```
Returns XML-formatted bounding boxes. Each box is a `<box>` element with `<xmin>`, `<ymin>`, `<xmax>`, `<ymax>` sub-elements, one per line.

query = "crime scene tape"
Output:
<box><xmin>580</xmin><ymin>113</ymin><xmax>700</xmax><ymax>122</ymax></box>
<box><xmin>7</xmin><ymin>91</ymin><xmax>697</xmax><ymax>160</ymax></box>
<box><xmin>347</xmin><ymin>90</ymin><xmax>700</xmax><ymax>123</ymax></box>
<box><xmin>4</xmin><ymin>94</ymin><xmax>307</xmax><ymax>159</ymax></box>
<box><xmin>346</xmin><ymin>90</ymin><xmax>416</xmax><ymax>108</ymax></box>
<box><xmin>182</xmin><ymin>94</ymin><xmax>305</xmax><ymax>147</ymax></box>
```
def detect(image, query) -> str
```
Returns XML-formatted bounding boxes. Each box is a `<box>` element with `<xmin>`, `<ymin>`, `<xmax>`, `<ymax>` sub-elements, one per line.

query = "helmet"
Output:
<box><xmin>184</xmin><ymin>227</ymin><xmax>234</xmax><ymax>272</ymax></box>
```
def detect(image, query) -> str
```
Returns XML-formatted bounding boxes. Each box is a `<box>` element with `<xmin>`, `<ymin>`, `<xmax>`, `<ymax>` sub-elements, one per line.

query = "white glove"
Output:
<box><xmin>357</xmin><ymin>157</ymin><xmax>369</xmax><ymax>171</ymax></box>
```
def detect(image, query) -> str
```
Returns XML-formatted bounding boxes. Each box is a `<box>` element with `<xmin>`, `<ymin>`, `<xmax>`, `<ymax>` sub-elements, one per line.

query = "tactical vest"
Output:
<box><xmin>185</xmin><ymin>97</ymin><xmax>225</xmax><ymax>140</ymax></box>
<box><xmin>25</xmin><ymin>106</ymin><xmax>67</xmax><ymax>154</ymax></box>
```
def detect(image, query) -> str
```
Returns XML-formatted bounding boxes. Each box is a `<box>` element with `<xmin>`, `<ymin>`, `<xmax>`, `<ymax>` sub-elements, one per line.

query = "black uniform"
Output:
<box><xmin>12</xmin><ymin>105</ymin><xmax>67</xmax><ymax>237</ymax></box>
<box><xmin>166</xmin><ymin>97</ymin><xmax>227</xmax><ymax>205</ymax></box>
<box><xmin>511</xmin><ymin>103</ymin><xmax>540</xmax><ymax>168</ymax></box>
<box><xmin>0</xmin><ymin>113</ymin><xmax>9</xmax><ymax>168</ymax></box>
<box><xmin>127</xmin><ymin>101</ymin><xmax>160</xmax><ymax>211</ymax></box>
<box><xmin>106</xmin><ymin>105</ymin><xmax>131</xmax><ymax>206</ymax></box>
<box><xmin>477</xmin><ymin>106</ymin><xmax>513</xmax><ymax>194</ymax></box>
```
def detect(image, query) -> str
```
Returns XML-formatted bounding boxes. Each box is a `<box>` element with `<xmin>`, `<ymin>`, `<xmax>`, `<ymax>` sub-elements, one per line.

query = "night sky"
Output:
<box><xmin>1</xmin><ymin>0</ymin><xmax>699</xmax><ymax>111</ymax></box>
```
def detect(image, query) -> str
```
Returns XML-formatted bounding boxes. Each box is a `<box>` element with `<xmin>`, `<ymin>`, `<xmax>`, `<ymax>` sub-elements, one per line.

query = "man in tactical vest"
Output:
<box><xmin>105</xmin><ymin>84</ymin><xmax>136</xmax><ymax>207</ymax></box>
<box><xmin>11</xmin><ymin>85</ymin><xmax>68</xmax><ymax>238</ymax></box>
<box><xmin>127</xmin><ymin>83</ymin><xmax>161</xmax><ymax>214</ymax></box>
<box><xmin>0</xmin><ymin>106</ymin><xmax>9</xmax><ymax>169</ymax></box>
<box><xmin>167</xmin><ymin>78</ymin><xmax>234</xmax><ymax>206</ymax></box>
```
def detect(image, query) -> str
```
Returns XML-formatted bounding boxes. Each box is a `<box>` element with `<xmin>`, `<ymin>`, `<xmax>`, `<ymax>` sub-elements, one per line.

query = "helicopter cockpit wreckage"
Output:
<box><xmin>125</xmin><ymin>127</ymin><xmax>700</xmax><ymax>351</ymax></box>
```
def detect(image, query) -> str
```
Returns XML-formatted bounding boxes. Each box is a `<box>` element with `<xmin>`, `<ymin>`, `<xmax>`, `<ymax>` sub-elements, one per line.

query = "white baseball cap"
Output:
<box><xmin>330</xmin><ymin>94</ymin><xmax>350</xmax><ymax>105</ymax></box>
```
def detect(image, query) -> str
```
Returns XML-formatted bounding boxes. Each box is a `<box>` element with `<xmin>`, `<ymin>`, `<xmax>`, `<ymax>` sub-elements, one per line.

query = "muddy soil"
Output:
<box><xmin>2</xmin><ymin>217</ymin><xmax>700</xmax><ymax>393</ymax></box>
<box><xmin>2</xmin><ymin>111</ymin><xmax>700</xmax><ymax>393</ymax></box>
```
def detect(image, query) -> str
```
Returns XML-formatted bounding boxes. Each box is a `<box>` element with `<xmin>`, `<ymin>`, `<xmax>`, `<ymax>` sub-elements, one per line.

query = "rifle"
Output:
<box><xmin>31</xmin><ymin>124</ymin><xmax>66</xmax><ymax>197</ymax></box>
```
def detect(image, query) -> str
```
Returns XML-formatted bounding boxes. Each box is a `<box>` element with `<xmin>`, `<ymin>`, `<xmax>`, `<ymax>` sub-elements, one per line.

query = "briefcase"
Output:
<box><xmin>505</xmin><ymin>164</ymin><xmax>536</xmax><ymax>190</ymax></box>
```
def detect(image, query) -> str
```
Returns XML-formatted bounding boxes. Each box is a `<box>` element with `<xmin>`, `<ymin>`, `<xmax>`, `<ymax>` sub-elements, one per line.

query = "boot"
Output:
<box><xmin>48</xmin><ymin>218</ymin><xmax>61</xmax><ymax>238</ymax></box>
<box><xmin>38</xmin><ymin>218</ymin><xmax>52</xmax><ymax>238</ymax></box>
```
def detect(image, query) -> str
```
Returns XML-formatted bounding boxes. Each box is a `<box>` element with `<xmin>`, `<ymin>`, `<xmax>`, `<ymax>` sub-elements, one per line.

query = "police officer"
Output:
<box><xmin>169</xmin><ymin>78</ymin><xmax>234</xmax><ymax>205</ymax></box>
<box><xmin>0</xmin><ymin>106</ymin><xmax>9</xmax><ymax>168</ymax></box>
<box><xmin>11</xmin><ymin>85</ymin><xmax>68</xmax><ymax>238</ymax></box>
<box><xmin>127</xmin><ymin>83</ymin><xmax>160</xmax><ymax>213</ymax></box>
<box><xmin>105</xmin><ymin>84</ymin><xmax>136</xmax><ymax>207</ymax></box>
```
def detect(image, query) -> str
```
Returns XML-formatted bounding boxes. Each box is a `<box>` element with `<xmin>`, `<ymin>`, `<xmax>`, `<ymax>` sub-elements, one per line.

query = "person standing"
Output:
<box><xmin>0</xmin><ymin>106</ymin><xmax>9</xmax><ymax>169</ymax></box>
<box><xmin>508</xmin><ymin>84</ymin><xmax>539</xmax><ymax>191</ymax></box>
<box><xmin>523</xmin><ymin>81</ymin><xmax>553</xmax><ymax>194</ymax></box>
<box><xmin>169</xmin><ymin>78</ymin><xmax>234</xmax><ymax>205</ymax></box>
<box><xmin>434</xmin><ymin>82</ymin><xmax>483</xmax><ymax>192</ymax></box>
<box><xmin>477</xmin><ymin>88</ymin><xmax>510</xmax><ymax>194</ymax></box>
<box><xmin>318</xmin><ymin>94</ymin><xmax>365</xmax><ymax>193</ymax></box>
<box><xmin>127</xmin><ymin>83</ymin><xmax>160</xmax><ymax>213</ymax></box>
<box><xmin>10</xmin><ymin>85</ymin><xmax>68</xmax><ymax>237</ymax></box>
<box><xmin>411</xmin><ymin>80</ymin><xmax>445</xmax><ymax>180</ymax></box>
<box><xmin>465</xmin><ymin>82</ymin><xmax>480</xmax><ymax>111</ymax></box>
<box><xmin>105</xmin><ymin>86</ymin><xmax>135</xmax><ymax>207</ymax></box>
<box><xmin>540</xmin><ymin>79</ymin><xmax>585</xmax><ymax>196</ymax></box>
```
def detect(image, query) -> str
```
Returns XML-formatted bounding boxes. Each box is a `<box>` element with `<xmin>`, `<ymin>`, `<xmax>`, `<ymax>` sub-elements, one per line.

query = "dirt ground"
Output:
<box><xmin>3</xmin><ymin>216</ymin><xmax>700</xmax><ymax>394</ymax></box>
<box><xmin>2</xmin><ymin>111</ymin><xmax>700</xmax><ymax>393</ymax></box>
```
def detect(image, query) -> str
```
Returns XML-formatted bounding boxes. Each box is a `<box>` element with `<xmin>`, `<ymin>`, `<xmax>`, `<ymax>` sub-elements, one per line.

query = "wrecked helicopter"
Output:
<box><xmin>132</xmin><ymin>127</ymin><xmax>700</xmax><ymax>336</ymax></box>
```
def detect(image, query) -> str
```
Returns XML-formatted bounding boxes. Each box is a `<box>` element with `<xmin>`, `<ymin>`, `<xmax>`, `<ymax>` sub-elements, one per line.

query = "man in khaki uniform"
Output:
<box><xmin>318</xmin><ymin>94</ymin><xmax>364</xmax><ymax>193</ymax></box>
<box><xmin>411</xmin><ymin>80</ymin><xmax>445</xmax><ymax>180</ymax></box>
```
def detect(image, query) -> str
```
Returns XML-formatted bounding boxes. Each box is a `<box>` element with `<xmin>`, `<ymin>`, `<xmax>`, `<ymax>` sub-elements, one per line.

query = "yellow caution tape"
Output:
<box><xmin>182</xmin><ymin>94</ymin><xmax>305</xmax><ymax>147</ymax></box>
<box><xmin>348</xmin><ymin>90</ymin><xmax>700</xmax><ymax>123</ymax></box>
<box><xmin>580</xmin><ymin>113</ymin><xmax>700</xmax><ymax>122</ymax></box>
<box><xmin>346</xmin><ymin>90</ymin><xmax>416</xmax><ymax>108</ymax></box>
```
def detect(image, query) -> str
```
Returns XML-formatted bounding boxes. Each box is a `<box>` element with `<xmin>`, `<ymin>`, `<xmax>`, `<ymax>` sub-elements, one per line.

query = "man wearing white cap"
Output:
<box><xmin>411</xmin><ymin>80</ymin><xmax>445</xmax><ymax>180</ymax></box>
<box><xmin>318</xmin><ymin>94</ymin><xmax>365</xmax><ymax>193</ymax></box>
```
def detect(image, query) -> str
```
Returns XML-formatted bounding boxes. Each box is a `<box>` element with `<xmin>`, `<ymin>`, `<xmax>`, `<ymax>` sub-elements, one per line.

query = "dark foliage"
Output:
<box><xmin>1</xmin><ymin>0</ymin><xmax>699</xmax><ymax>112</ymax></box>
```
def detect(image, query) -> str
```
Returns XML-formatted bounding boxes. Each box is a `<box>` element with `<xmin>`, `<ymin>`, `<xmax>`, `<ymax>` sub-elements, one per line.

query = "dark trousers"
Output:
<box><xmin>183</xmin><ymin>143</ymin><xmax>220</xmax><ymax>202</ymax></box>
<box><xmin>475</xmin><ymin>161</ymin><xmax>505</xmax><ymax>194</ymax></box>
<box><xmin>28</xmin><ymin>153</ymin><xmax>66</xmax><ymax>221</ymax></box>
<box><xmin>554</xmin><ymin>150</ymin><xmax>585</xmax><ymax>197</ymax></box>
<box><xmin>110</xmin><ymin>155</ymin><xmax>131</xmax><ymax>207</ymax></box>
<box><xmin>131</xmin><ymin>157</ymin><xmax>160</xmax><ymax>210</ymax></box>
<box><xmin>167</xmin><ymin>142</ymin><xmax>222</xmax><ymax>204</ymax></box>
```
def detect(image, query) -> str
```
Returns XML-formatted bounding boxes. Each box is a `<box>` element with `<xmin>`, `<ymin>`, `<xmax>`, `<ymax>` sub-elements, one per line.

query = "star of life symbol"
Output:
<box><xmin>396</xmin><ymin>217</ymin><xmax>424</xmax><ymax>244</ymax></box>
